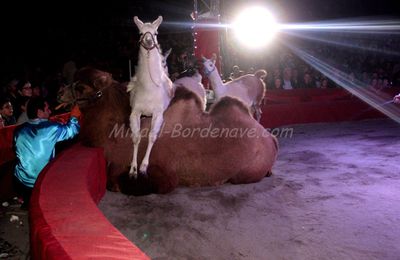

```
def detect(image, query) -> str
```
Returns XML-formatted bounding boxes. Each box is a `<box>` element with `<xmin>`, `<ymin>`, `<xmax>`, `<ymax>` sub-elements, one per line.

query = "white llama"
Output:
<box><xmin>202</xmin><ymin>55</ymin><xmax>266</xmax><ymax>121</ymax></box>
<box><xmin>127</xmin><ymin>16</ymin><xmax>173</xmax><ymax>178</ymax></box>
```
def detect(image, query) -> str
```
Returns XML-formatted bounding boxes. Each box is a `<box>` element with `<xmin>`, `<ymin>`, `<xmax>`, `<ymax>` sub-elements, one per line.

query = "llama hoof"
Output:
<box><xmin>129</xmin><ymin>167</ymin><xmax>138</xmax><ymax>179</ymax></box>
<box><xmin>139</xmin><ymin>171</ymin><xmax>148</xmax><ymax>179</ymax></box>
<box><xmin>139</xmin><ymin>163</ymin><xmax>148</xmax><ymax>174</ymax></box>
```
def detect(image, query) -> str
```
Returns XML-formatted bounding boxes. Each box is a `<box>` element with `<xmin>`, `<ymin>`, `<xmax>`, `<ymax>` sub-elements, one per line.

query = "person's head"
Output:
<box><xmin>321</xmin><ymin>78</ymin><xmax>329</xmax><ymax>88</ymax></box>
<box><xmin>0</xmin><ymin>98</ymin><xmax>13</xmax><ymax>117</ymax></box>
<box><xmin>283</xmin><ymin>67</ymin><xmax>292</xmax><ymax>79</ymax></box>
<box><xmin>304</xmin><ymin>73</ymin><xmax>312</xmax><ymax>83</ymax></box>
<box><xmin>32</xmin><ymin>85</ymin><xmax>42</xmax><ymax>97</ymax></box>
<box><xmin>16</xmin><ymin>80</ymin><xmax>33</xmax><ymax>97</ymax></box>
<box><xmin>27</xmin><ymin>97</ymin><xmax>51</xmax><ymax>120</ymax></box>
<box><xmin>7</xmin><ymin>79</ymin><xmax>19</xmax><ymax>94</ymax></box>
<box><xmin>274</xmin><ymin>78</ymin><xmax>282</xmax><ymax>89</ymax></box>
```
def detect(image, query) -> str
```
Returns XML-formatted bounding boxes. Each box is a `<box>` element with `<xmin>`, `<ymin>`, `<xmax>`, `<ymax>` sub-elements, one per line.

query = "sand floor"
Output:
<box><xmin>99</xmin><ymin>119</ymin><xmax>400</xmax><ymax>260</ymax></box>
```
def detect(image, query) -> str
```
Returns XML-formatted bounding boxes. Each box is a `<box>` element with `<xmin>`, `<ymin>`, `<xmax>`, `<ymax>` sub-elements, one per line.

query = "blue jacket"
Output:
<box><xmin>14</xmin><ymin>117</ymin><xmax>80</xmax><ymax>188</ymax></box>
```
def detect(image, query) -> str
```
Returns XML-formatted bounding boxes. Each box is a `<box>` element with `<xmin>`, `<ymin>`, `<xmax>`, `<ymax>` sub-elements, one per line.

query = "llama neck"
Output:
<box><xmin>137</xmin><ymin>48</ymin><xmax>163</xmax><ymax>81</ymax></box>
<box><xmin>208</xmin><ymin>69</ymin><xmax>226</xmax><ymax>98</ymax></box>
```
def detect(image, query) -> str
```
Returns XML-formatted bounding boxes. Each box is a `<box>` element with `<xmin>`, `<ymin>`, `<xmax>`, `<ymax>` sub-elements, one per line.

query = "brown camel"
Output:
<box><xmin>58</xmin><ymin>67</ymin><xmax>278</xmax><ymax>194</ymax></box>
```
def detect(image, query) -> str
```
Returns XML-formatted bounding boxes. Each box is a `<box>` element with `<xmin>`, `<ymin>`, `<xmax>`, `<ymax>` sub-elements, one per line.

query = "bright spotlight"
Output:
<box><xmin>232</xmin><ymin>6</ymin><xmax>278</xmax><ymax>48</ymax></box>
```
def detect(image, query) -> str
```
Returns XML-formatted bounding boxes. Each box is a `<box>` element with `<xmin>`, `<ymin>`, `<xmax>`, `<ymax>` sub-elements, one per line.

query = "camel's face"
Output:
<box><xmin>57</xmin><ymin>83</ymin><xmax>75</xmax><ymax>105</ymax></box>
<box><xmin>57</xmin><ymin>68</ymin><xmax>112</xmax><ymax>109</ymax></box>
<box><xmin>57</xmin><ymin>82</ymin><xmax>96</xmax><ymax>108</ymax></box>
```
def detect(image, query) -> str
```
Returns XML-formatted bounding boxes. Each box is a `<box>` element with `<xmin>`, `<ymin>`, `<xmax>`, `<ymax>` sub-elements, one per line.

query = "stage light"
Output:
<box><xmin>232</xmin><ymin>6</ymin><xmax>278</xmax><ymax>48</ymax></box>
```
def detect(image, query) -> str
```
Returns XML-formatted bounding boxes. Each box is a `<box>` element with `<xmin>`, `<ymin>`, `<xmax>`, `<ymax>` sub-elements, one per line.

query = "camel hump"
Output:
<box><xmin>254</xmin><ymin>69</ymin><xmax>267</xmax><ymax>80</ymax></box>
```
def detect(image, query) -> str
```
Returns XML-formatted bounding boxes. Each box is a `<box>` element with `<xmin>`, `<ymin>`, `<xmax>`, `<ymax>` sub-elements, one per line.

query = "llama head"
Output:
<box><xmin>202</xmin><ymin>55</ymin><xmax>217</xmax><ymax>76</ymax></box>
<box><xmin>162</xmin><ymin>48</ymin><xmax>172</xmax><ymax>75</ymax></box>
<box><xmin>134</xmin><ymin>16</ymin><xmax>163</xmax><ymax>50</ymax></box>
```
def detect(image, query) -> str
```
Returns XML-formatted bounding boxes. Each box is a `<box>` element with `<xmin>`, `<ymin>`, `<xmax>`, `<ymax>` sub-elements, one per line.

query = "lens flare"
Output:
<box><xmin>283</xmin><ymin>41</ymin><xmax>400</xmax><ymax>124</ymax></box>
<box><xmin>232</xmin><ymin>6</ymin><xmax>278</xmax><ymax>48</ymax></box>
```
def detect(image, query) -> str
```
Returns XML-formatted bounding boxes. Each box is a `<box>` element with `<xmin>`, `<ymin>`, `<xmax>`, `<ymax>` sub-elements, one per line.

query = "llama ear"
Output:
<box><xmin>211</xmin><ymin>53</ymin><xmax>217</xmax><ymax>62</ymax></box>
<box><xmin>152</xmin><ymin>16</ymin><xmax>163</xmax><ymax>28</ymax></box>
<box><xmin>134</xmin><ymin>16</ymin><xmax>144</xmax><ymax>29</ymax></box>
<box><xmin>201</xmin><ymin>55</ymin><xmax>207</xmax><ymax>62</ymax></box>
<box><xmin>164</xmin><ymin>48</ymin><xmax>172</xmax><ymax>59</ymax></box>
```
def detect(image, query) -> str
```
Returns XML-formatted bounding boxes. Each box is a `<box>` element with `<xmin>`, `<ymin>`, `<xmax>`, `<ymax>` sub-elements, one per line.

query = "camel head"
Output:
<box><xmin>57</xmin><ymin>67</ymin><xmax>113</xmax><ymax>109</ymax></box>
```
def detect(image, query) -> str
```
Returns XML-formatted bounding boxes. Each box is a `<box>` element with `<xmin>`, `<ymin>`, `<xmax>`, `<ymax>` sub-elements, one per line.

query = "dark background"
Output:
<box><xmin>0</xmin><ymin>0</ymin><xmax>398</xmax><ymax>79</ymax></box>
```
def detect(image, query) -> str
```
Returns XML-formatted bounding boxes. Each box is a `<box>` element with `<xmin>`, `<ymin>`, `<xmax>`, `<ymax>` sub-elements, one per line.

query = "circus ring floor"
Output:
<box><xmin>98</xmin><ymin>118</ymin><xmax>400</xmax><ymax>259</ymax></box>
<box><xmin>1</xmin><ymin>118</ymin><xmax>400</xmax><ymax>259</ymax></box>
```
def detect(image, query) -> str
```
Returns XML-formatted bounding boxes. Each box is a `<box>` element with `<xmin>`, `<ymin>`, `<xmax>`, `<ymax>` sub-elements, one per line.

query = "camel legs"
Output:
<box><xmin>129</xmin><ymin>111</ymin><xmax>141</xmax><ymax>178</ymax></box>
<box><xmin>139</xmin><ymin>112</ymin><xmax>164</xmax><ymax>174</ymax></box>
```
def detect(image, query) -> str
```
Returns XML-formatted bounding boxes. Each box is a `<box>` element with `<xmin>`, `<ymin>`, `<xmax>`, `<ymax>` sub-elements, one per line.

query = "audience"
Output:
<box><xmin>0</xmin><ymin>97</ymin><xmax>16</xmax><ymax>126</ymax></box>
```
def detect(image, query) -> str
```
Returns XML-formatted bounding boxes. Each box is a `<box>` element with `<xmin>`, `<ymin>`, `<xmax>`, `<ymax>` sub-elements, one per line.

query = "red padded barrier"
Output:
<box><xmin>260</xmin><ymin>99</ymin><xmax>385</xmax><ymax>128</ymax></box>
<box><xmin>29</xmin><ymin>144</ymin><xmax>149</xmax><ymax>260</ymax></box>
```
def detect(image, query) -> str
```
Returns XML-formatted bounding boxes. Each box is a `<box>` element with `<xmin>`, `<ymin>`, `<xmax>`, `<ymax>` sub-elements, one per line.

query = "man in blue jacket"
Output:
<box><xmin>13</xmin><ymin>97</ymin><xmax>81</xmax><ymax>209</ymax></box>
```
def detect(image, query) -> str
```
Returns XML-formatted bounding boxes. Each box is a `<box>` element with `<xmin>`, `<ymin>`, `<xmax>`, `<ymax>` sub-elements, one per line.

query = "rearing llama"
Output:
<box><xmin>202</xmin><ymin>55</ymin><xmax>266</xmax><ymax>121</ymax></box>
<box><xmin>127</xmin><ymin>16</ymin><xmax>173</xmax><ymax>178</ymax></box>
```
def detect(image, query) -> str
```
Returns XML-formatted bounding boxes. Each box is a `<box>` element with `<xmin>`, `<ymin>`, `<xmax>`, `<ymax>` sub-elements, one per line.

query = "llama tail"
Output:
<box><xmin>254</xmin><ymin>69</ymin><xmax>267</xmax><ymax>80</ymax></box>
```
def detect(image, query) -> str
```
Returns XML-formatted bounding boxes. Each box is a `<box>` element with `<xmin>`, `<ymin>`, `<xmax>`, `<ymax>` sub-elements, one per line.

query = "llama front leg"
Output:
<box><xmin>129</xmin><ymin>111</ymin><xmax>141</xmax><ymax>178</ymax></box>
<box><xmin>139</xmin><ymin>112</ymin><xmax>164</xmax><ymax>174</ymax></box>
<box><xmin>253</xmin><ymin>104</ymin><xmax>262</xmax><ymax>122</ymax></box>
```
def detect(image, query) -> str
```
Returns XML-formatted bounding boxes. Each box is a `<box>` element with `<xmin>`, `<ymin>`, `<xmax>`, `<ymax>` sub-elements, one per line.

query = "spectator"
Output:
<box><xmin>229</xmin><ymin>65</ymin><xmax>244</xmax><ymax>80</ymax></box>
<box><xmin>16</xmin><ymin>96</ymin><xmax>30</xmax><ymax>124</ymax></box>
<box><xmin>282</xmin><ymin>67</ymin><xmax>295</xmax><ymax>90</ymax></box>
<box><xmin>273</xmin><ymin>78</ymin><xmax>283</xmax><ymax>89</ymax></box>
<box><xmin>320</xmin><ymin>78</ymin><xmax>330</xmax><ymax>89</ymax></box>
<box><xmin>301</xmin><ymin>73</ymin><xmax>314</xmax><ymax>88</ymax></box>
<box><xmin>13</xmin><ymin>97</ymin><xmax>81</xmax><ymax>209</ymax></box>
<box><xmin>16</xmin><ymin>80</ymin><xmax>33</xmax><ymax>98</ymax></box>
<box><xmin>5</xmin><ymin>78</ymin><xmax>19</xmax><ymax>106</ymax></box>
<box><xmin>0</xmin><ymin>97</ymin><xmax>16</xmax><ymax>126</ymax></box>
<box><xmin>15</xmin><ymin>80</ymin><xmax>33</xmax><ymax>118</ymax></box>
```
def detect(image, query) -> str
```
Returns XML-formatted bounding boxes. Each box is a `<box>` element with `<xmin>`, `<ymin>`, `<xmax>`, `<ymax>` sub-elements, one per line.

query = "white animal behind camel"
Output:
<box><xmin>162</xmin><ymin>50</ymin><xmax>207</xmax><ymax>110</ymax></box>
<box><xmin>202</xmin><ymin>55</ymin><xmax>266</xmax><ymax>121</ymax></box>
<box><xmin>127</xmin><ymin>16</ymin><xmax>173</xmax><ymax>178</ymax></box>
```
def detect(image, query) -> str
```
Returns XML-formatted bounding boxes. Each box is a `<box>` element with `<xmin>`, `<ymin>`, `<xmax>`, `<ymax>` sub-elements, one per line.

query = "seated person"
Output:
<box><xmin>13</xmin><ymin>97</ymin><xmax>81</xmax><ymax>209</ymax></box>
<box><xmin>0</xmin><ymin>97</ymin><xmax>16</xmax><ymax>126</ymax></box>
<box><xmin>16</xmin><ymin>96</ymin><xmax>30</xmax><ymax>124</ymax></box>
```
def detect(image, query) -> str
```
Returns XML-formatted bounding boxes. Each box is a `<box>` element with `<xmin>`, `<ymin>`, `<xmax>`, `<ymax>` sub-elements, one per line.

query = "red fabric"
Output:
<box><xmin>0</xmin><ymin>124</ymin><xmax>17</xmax><ymax>165</ymax></box>
<box><xmin>30</xmin><ymin>144</ymin><xmax>149</xmax><ymax>260</ymax></box>
<box><xmin>194</xmin><ymin>17</ymin><xmax>221</xmax><ymax>89</ymax></box>
<box><xmin>260</xmin><ymin>87</ymin><xmax>400</xmax><ymax>128</ymax></box>
<box><xmin>260</xmin><ymin>99</ymin><xmax>385</xmax><ymax>129</ymax></box>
